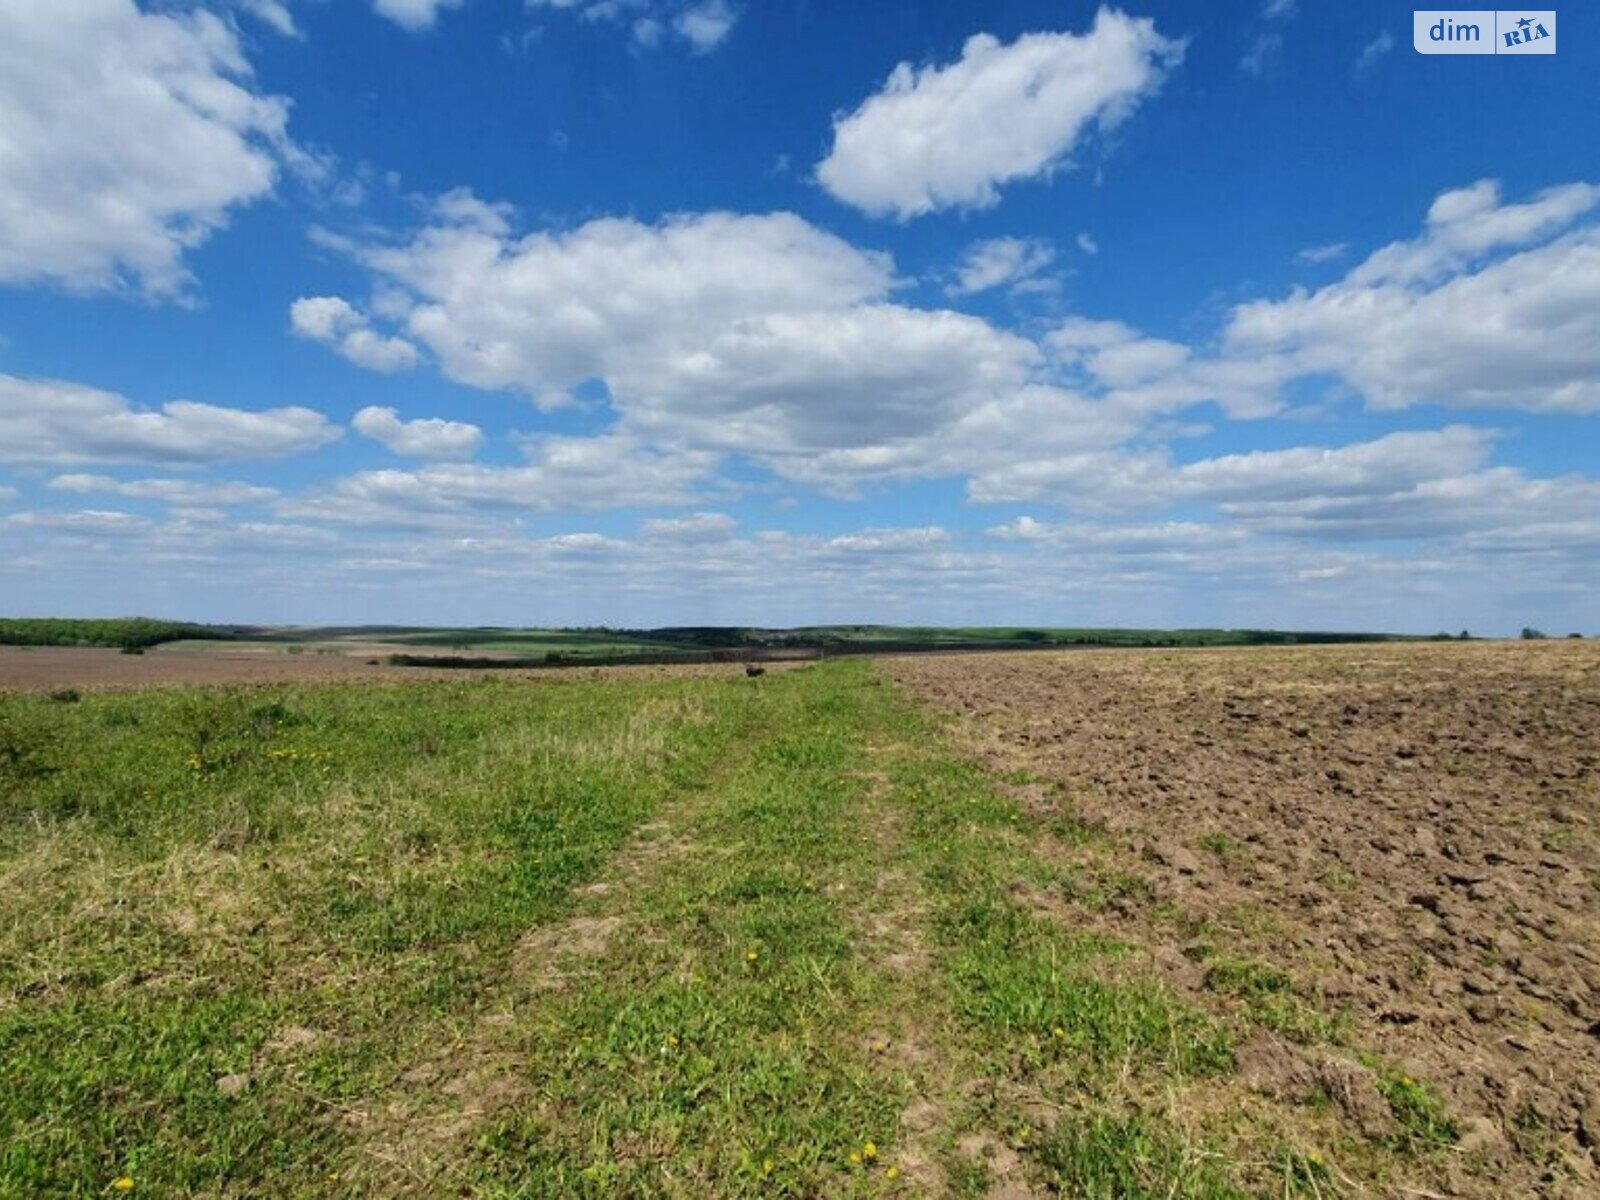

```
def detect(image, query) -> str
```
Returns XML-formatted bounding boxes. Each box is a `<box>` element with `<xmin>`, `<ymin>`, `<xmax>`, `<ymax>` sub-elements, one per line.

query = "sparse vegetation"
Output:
<box><xmin>1378</xmin><ymin>1069</ymin><xmax>1461</xmax><ymax>1150</ymax></box>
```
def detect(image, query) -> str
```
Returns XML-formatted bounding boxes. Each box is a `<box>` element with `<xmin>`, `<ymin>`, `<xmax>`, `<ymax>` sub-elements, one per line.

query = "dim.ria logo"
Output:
<box><xmin>1413</xmin><ymin>10</ymin><xmax>1557</xmax><ymax>54</ymax></box>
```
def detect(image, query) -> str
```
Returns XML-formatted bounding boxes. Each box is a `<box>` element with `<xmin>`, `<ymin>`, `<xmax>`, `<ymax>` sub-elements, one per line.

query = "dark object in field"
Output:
<box><xmin>745</xmin><ymin>665</ymin><xmax>766</xmax><ymax>677</ymax></box>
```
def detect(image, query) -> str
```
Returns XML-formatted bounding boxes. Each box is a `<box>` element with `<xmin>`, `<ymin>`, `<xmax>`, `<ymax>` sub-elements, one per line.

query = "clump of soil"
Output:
<box><xmin>883</xmin><ymin>641</ymin><xmax>1600</xmax><ymax>1197</ymax></box>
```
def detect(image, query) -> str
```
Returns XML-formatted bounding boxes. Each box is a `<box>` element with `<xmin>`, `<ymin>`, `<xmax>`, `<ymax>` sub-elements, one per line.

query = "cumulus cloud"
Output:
<box><xmin>352</xmin><ymin>406</ymin><xmax>484</xmax><ymax>460</ymax></box>
<box><xmin>1228</xmin><ymin>180</ymin><xmax>1600</xmax><ymax>412</ymax></box>
<box><xmin>987</xmin><ymin>517</ymin><xmax>1245</xmax><ymax>554</ymax></box>
<box><xmin>372</xmin><ymin>0</ymin><xmax>468</xmax><ymax>31</ymax></box>
<box><xmin>0</xmin><ymin>373</ymin><xmax>340</xmax><ymax>465</ymax></box>
<box><xmin>234</xmin><ymin>0</ymin><xmax>299</xmax><ymax>37</ymax></box>
<box><xmin>0</xmin><ymin>0</ymin><xmax>295</xmax><ymax>298</ymax></box>
<box><xmin>290</xmin><ymin>296</ymin><xmax>421</xmax><ymax>373</ymax></box>
<box><xmin>320</xmin><ymin>207</ymin><xmax>1046</xmax><ymax>484</ymax></box>
<box><xmin>674</xmin><ymin>0</ymin><xmax>737</xmax><ymax>51</ymax></box>
<box><xmin>949</xmin><ymin>237</ymin><xmax>1056</xmax><ymax>295</ymax></box>
<box><xmin>818</xmin><ymin>9</ymin><xmax>1182</xmax><ymax>219</ymax></box>
<box><xmin>968</xmin><ymin>426</ymin><xmax>1496</xmax><ymax>510</ymax></box>
<box><xmin>1046</xmin><ymin>316</ymin><xmax>1196</xmax><ymax>390</ymax></box>
<box><xmin>4</xmin><ymin>509</ymin><xmax>151</xmax><ymax>535</ymax></box>
<box><xmin>300</xmin><ymin>177</ymin><xmax>1600</xmax><ymax>530</ymax></box>
<box><xmin>277</xmin><ymin>434</ymin><xmax>712</xmax><ymax>527</ymax></box>
<box><xmin>825</xmin><ymin>526</ymin><xmax>948</xmax><ymax>553</ymax></box>
<box><xmin>1295</xmin><ymin>241</ymin><xmax>1347</xmax><ymax>264</ymax></box>
<box><xmin>526</xmin><ymin>0</ymin><xmax>740</xmax><ymax>51</ymax></box>
<box><xmin>48</xmin><ymin>473</ymin><xmax>278</xmax><ymax>505</ymax></box>
<box><xmin>642</xmin><ymin>512</ymin><xmax>738</xmax><ymax>542</ymax></box>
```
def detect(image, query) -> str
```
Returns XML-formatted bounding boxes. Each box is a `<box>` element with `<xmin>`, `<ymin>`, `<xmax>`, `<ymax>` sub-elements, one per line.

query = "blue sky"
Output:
<box><xmin>1</xmin><ymin>0</ymin><xmax>1597</xmax><ymax>632</ymax></box>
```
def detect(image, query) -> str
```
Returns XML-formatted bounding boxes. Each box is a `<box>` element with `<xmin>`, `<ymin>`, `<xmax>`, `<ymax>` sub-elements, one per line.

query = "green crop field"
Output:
<box><xmin>0</xmin><ymin>660</ymin><xmax>1471</xmax><ymax>1198</ymax></box>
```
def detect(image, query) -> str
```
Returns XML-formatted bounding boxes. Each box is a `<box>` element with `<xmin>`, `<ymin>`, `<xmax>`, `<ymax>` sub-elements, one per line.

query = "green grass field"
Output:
<box><xmin>1</xmin><ymin>662</ymin><xmax>1438</xmax><ymax>1197</ymax></box>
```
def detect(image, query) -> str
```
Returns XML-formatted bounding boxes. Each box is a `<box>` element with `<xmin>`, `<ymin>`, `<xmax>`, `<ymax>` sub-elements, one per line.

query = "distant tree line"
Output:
<box><xmin>0</xmin><ymin>618</ymin><xmax>233</xmax><ymax>651</ymax></box>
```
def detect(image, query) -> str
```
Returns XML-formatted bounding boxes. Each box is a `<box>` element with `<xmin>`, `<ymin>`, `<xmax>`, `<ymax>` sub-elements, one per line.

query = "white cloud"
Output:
<box><xmin>1076</xmin><ymin>232</ymin><xmax>1099</xmax><ymax>256</ymax></box>
<box><xmin>325</xmin><ymin>207</ymin><xmax>1043</xmax><ymax>484</ymax></box>
<box><xmin>825</xmin><ymin>526</ymin><xmax>948</xmax><ymax>553</ymax></box>
<box><xmin>1295</xmin><ymin>241</ymin><xmax>1347</xmax><ymax>264</ymax></box>
<box><xmin>1046</xmin><ymin>317</ymin><xmax>1191</xmax><ymax>388</ymax></box>
<box><xmin>352</xmin><ymin>406</ymin><xmax>484</xmax><ymax>460</ymax></box>
<box><xmin>987</xmin><ymin>517</ymin><xmax>1244</xmax><ymax>554</ymax></box>
<box><xmin>1350</xmin><ymin>179</ymin><xmax>1598</xmax><ymax>286</ymax></box>
<box><xmin>0</xmin><ymin>373</ymin><xmax>340</xmax><ymax>465</ymax></box>
<box><xmin>0</xmin><ymin>0</ymin><xmax>293</xmax><ymax>298</ymax></box>
<box><xmin>304</xmin><ymin>176</ymin><xmax>1600</xmax><ymax>533</ymax></box>
<box><xmin>372</xmin><ymin>0</ymin><xmax>468</xmax><ymax>31</ymax></box>
<box><xmin>526</xmin><ymin>0</ymin><xmax>740</xmax><ymax>52</ymax></box>
<box><xmin>1355</xmin><ymin>29</ymin><xmax>1395</xmax><ymax>73</ymax></box>
<box><xmin>642</xmin><ymin>512</ymin><xmax>738</xmax><ymax>542</ymax></box>
<box><xmin>48</xmin><ymin>473</ymin><xmax>278</xmax><ymax>505</ymax></box>
<box><xmin>290</xmin><ymin>296</ymin><xmax>421</xmax><ymax>373</ymax></box>
<box><xmin>674</xmin><ymin>0</ymin><xmax>737</xmax><ymax>51</ymax></box>
<box><xmin>277</xmin><ymin>434</ymin><xmax>711</xmax><ymax>527</ymax></box>
<box><xmin>235</xmin><ymin>0</ymin><xmax>299</xmax><ymax>37</ymax></box>
<box><xmin>1168</xmin><ymin>426</ymin><xmax>1495</xmax><ymax>506</ymax></box>
<box><xmin>965</xmin><ymin>427</ymin><xmax>1496</xmax><ymax>510</ymax></box>
<box><xmin>5</xmin><ymin>509</ymin><xmax>152</xmax><ymax>535</ymax></box>
<box><xmin>547</xmin><ymin>532</ymin><xmax>626</xmax><ymax>553</ymax></box>
<box><xmin>1241</xmin><ymin>0</ymin><xmax>1296</xmax><ymax>75</ymax></box>
<box><xmin>1228</xmin><ymin>181</ymin><xmax>1600</xmax><ymax>412</ymax></box>
<box><xmin>817</xmin><ymin>9</ymin><xmax>1182</xmax><ymax>219</ymax></box>
<box><xmin>1239</xmin><ymin>32</ymin><xmax>1283</xmax><ymax>76</ymax></box>
<box><xmin>1220</xmin><ymin>467</ymin><xmax>1600</xmax><ymax>544</ymax></box>
<box><xmin>950</xmin><ymin>237</ymin><xmax>1055</xmax><ymax>295</ymax></box>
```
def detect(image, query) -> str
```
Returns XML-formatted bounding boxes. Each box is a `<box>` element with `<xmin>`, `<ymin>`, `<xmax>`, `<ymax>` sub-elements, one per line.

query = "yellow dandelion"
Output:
<box><xmin>1308</xmin><ymin>1150</ymin><xmax>1324</xmax><ymax>1164</ymax></box>
<box><xmin>112</xmin><ymin>1180</ymin><xmax>134</xmax><ymax>1193</ymax></box>
<box><xmin>848</xmin><ymin>1151</ymin><xmax>861</xmax><ymax>1166</ymax></box>
<box><xmin>1052</xmin><ymin>1026</ymin><xmax>1066</xmax><ymax>1039</ymax></box>
<box><xmin>886</xmin><ymin>1166</ymin><xmax>901</xmax><ymax>1180</ymax></box>
<box><xmin>745</xmin><ymin>949</ymin><xmax>759</xmax><ymax>962</ymax></box>
<box><xmin>863</xmin><ymin>1141</ymin><xmax>877</xmax><ymax>1161</ymax></box>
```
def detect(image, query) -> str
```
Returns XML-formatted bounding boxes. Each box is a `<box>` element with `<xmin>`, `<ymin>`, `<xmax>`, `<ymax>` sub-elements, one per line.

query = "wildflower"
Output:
<box><xmin>862</xmin><ymin>1142</ymin><xmax>877</xmax><ymax>1161</ymax></box>
<box><xmin>745</xmin><ymin>949</ymin><xmax>759</xmax><ymax>962</ymax></box>
<box><xmin>1308</xmin><ymin>1150</ymin><xmax>1324</xmax><ymax>1165</ymax></box>
<box><xmin>762</xmin><ymin>1158</ymin><xmax>774</xmax><ymax>1175</ymax></box>
<box><xmin>886</xmin><ymin>1166</ymin><xmax>901</xmax><ymax>1180</ymax></box>
<box><xmin>1052</xmin><ymin>1026</ymin><xmax>1066</xmax><ymax>1039</ymax></box>
<box><xmin>848</xmin><ymin>1151</ymin><xmax>861</xmax><ymax>1166</ymax></box>
<box><xmin>112</xmin><ymin>1180</ymin><xmax>134</xmax><ymax>1193</ymax></box>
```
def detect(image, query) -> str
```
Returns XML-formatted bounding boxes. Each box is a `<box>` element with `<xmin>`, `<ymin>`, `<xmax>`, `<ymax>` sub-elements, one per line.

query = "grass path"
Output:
<box><xmin>4</xmin><ymin>660</ymin><xmax>1328</xmax><ymax>1197</ymax></box>
<box><xmin>342</xmin><ymin>661</ymin><xmax>1255</xmax><ymax>1198</ymax></box>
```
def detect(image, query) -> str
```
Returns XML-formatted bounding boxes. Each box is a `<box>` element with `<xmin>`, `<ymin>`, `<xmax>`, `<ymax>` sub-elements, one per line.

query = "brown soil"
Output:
<box><xmin>881</xmin><ymin>640</ymin><xmax>1600</xmax><ymax>1197</ymax></box>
